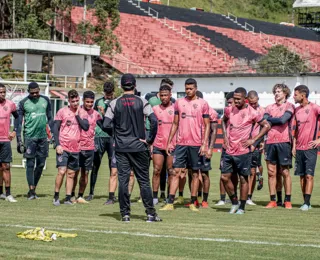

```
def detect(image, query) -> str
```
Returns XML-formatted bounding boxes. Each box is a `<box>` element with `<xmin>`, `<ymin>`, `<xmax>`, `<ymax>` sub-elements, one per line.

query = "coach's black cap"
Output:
<box><xmin>121</xmin><ymin>73</ymin><xmax>136</xmax><ymax>87</ymax></box>
<box><xmin>28</xmin><ymin>82</ymin><xmax>39</xmax><ymax>90</ymax></box>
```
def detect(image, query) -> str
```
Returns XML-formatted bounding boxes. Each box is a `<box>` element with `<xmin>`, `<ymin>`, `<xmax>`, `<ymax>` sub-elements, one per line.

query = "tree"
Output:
<box><xmin>257</xmin><ymin>45</ymin><xmax>309</xmax><ymax>74</ymax></box>
<box><xmin>76</xmin><ymin>0</ymin><xmax>122</xmax><ymax>56</ymax></box>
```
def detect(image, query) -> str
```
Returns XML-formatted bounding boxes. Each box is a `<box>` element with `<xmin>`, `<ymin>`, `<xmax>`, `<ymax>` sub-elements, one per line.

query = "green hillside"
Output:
<box><xmin>165</xmin><ymin>0</ymin><xmax>295</xmax><ymax>24</ymax></box>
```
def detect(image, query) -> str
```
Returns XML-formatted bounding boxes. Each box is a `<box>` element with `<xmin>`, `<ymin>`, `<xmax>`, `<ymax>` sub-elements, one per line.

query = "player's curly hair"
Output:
<box><xmin>103</xmin><ymin>82</ymin><xmax>115</xmax><ymax>94</ymax></box>
<box><xmin>159</xmin><ymin>84</ymin><xmax>172</xmax><ymax>92</ymax></box>
<box><xmin>272</xmin><ymin>84</ymin><xmax>291</xmax><ymax>100</ymax></box>
<box><xmin>68</xmin><ymin>89</ymin><xmax>79</xmax><ymax>99</ymax></box>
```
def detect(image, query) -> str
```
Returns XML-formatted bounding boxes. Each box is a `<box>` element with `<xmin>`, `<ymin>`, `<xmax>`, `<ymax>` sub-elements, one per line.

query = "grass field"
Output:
<box><xmin>1</xmin><ymin>148</ymin><xmax>320</xmax><ymax>260</ymax></box>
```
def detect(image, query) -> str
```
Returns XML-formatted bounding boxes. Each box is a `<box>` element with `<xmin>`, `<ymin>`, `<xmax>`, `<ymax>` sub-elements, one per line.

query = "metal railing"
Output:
<box><xmin>227</xmin><ymin>12</ymin><xmax>238</xmax><ymax>23</ymax></box>
<box><xmin>245</xmin><ymin>22</ymin><xmax>255</xmax><ymax>33</ymax></box>
<box><xmin>148</xmin><ymin>7</ymin><xmax>159</xmax><ymax>19</ymax></box>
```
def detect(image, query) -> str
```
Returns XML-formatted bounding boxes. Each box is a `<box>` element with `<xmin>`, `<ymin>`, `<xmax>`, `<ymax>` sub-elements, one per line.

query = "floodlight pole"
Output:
<box><xmin>24</xmin><ymin>49</ymin><xmax>27</xmax><ymax>82</ymax></box>
<box><xmin>83</xmin><ymin>55</ymin><xmax>87</xmax><ymax>89</ymax></box>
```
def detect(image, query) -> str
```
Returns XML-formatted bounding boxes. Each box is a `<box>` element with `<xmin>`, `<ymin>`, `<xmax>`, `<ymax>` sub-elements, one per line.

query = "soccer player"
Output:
<box><xmin>216</xmin><ymin>91</ymin><xmax>237</xmax><ymax>206</ymax></box>
<box><xmin>160</xmin><ymin>78</ymin><xmax>210</xmax><ymax>212</ymax></box>
<box><xmin>72</xmin><ymin>91</ymin><xmax>104</xmax><ymax>203</ymax></box>
<box><xmin>292</xmin><ymin>85</ymin><xmax>320</xmax><ymax>210</ymax></box>
<box><xmin>151</xmin><ymin>84</ymin><xmax>175</xmax><ymax>205</ymax></box>
<box><xmin>0</xmin><ymin>83</ymin><xmax>19</xmax><ymax>202</ymax></box>
<box><xmin>221</xmin><ymin>87</ymin><xmax>270</xmax><ymax>214</ymax></box>
<box><xmin>16</xmin><ymin>82</ymin><xmax>54</xmax><ymax>200</ymax></box>
<box><xmin>246</xmin><ymin>90</ymin><xmax>265</xmax><ymax>205</ymax></box>
<box><xmin>52</xmin><ymin>90</ymin><xmax>89</xmax><ymax>206</ymax></box>
<box><xmin>145</xmin><ymin>78</ymin><xmax>175</xmax><ymax>200</ymax></box>
<box><xmin>86</xmin><ymin>82</ymin><xmax>116</xmax><ymax>201</ymax></box>
<box><xmin>104</xmin><ymin>73</ymin><xmax>161</xmax><ymax>222</ymax></box>
<box><xmin>264</xmin><ymin>84</ymin><xmax>295</xmax><ymax>209</ymax></box>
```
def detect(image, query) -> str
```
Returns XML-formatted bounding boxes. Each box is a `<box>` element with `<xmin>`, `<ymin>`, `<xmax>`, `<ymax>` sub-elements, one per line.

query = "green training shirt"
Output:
<box><xmin>18</xmin><ymin>95</ymin><xmax>51</xmax><ymax>139</ymax></box>
<box><xmin>94</xmin><ymin>97</ymin><xmax>110</xmax><ymax>138</ymax></box>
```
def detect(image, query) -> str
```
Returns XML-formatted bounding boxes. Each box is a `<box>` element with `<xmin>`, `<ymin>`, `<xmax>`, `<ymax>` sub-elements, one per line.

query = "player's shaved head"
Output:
<box><xmin>248</xmin><ymin>90</ymin><xmax>258</xmax><ymax>98</ymax></box>
<box><xmin>234</xmin><ymin>87</ymin><xmax>247</xmax><ymax>97</ymax></box>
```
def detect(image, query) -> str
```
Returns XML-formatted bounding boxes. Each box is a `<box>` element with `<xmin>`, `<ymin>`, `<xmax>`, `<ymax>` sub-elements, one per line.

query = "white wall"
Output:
<box><xmin>132</xmin><ymin>74</ymin><xmax>320</xmax><ymax>108</ymax></box>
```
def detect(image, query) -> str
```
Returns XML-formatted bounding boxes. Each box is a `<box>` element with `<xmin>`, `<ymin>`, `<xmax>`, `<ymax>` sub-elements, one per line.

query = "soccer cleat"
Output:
<box><xmin>0</xmin><ymin>193</ymin><xmax>6</xmax><ymax>199</ymax></box>
<box><xmin>76</xmin><ymin>197</ymin><xmax>89</xmax><ymax>204</ymax></box>
<box><xmin>235</xmin><ymin>209</ymin><xmax>245</xmax><ymax>215</ymax></box>
<box><xmin>229</xmin><ymin>204</ymin><xmax>239</xmax><ymax>214</ymax></box>
<box><xmin>173</xmin><ymin>196</ymin><xmax>184</xmax><ymax>205</ymax></box>
<box><xmin>159</xmin><ymin>203</ymin><xmax>174</xmax><ymax>211</ymax></box>
<box><xmin>197</xmin><ymin>196</ymin><xmax>203</xmax><ymax>204</ymax></box>
<box><xmin>64</xmin><ymin>200</ymin><xmax>74</xmax><ymax>205</ymax></box>
<box><xmin>215</xmin><ymin>200</ymin><xmax>226</xmax><ymax>206</ymax></box>
<box><xmin>265</xmin><ymin>201</ymin><xmax>277</xmax><ymax>208</ymax></box>
<box><xmin>153</xmin><ymin>198</ymin><xmax>159</xmax><ymax>206</ymax></box>
<box><xmin>70</xmin><ymin>196</ymin><xmax>76</xmax><ymax>203</ymax></box>
<box><xmin>284</xmin><ymin>201</ymin><xmax>292</xmax><ymax>209</ymax></box>
<box><xmin>27</xmin><ymin>195</ymin><xmax>36</xmax><ymax>200</ymax></box>
<box><xmin>189</xmin><ymin>204</ymin><xmax>199</xmax><ymax>212</ymax></box>
<box><xmin>122</xmin><ymin>215</ymin><xmax>130</xmax><ymax>222</ymax></box>
<box><xmin>201</xmin><ymin>201</ymin><xmax>209</xmax><ymax>208</ymax></box>
<box><xmin>146</xmin><ymin>214</ymin><xmax>162</xmax><ymax>222</ymax></box>
<box><xmin>300</xmin><ymin>204</ymin><xmax>312</xmax><ymax>211</ymax></box>
<box><xmin>246</xmin><ymin>199</ymin><xmax>256</xmax><ymax>205</ymax></box>
<box><xmin>104</xmin><ymin>198</ymin><xmax>115</xmax><ymax>205</ymax></box>
<box><xmin>85</xmin><ymin>194</ymin><xmax>94</xmax><ymax>201</ymax></box>
<box><xmin>5</xmin><ymin>195</ymin><xmax>17</xmax><ymax>203</ymax></box>
<box><xmin>257</xmin><ymin>174</ymin><xmax>263</xmax><ymax>190</ymax></box>
<box><xmin>185</xmin><ymin>200</ymin><xmax>199</xmax><ymax>207</ymax></box>
<box><xmin>53</xmin><ymin>199</ymin><xmax>60</xmax><ymax>206</ymax></box>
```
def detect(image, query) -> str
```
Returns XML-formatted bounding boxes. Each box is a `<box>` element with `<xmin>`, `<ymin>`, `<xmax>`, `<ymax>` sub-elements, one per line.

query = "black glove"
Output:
<box><xmin>17</xmin><ymin>141</ymin><xmax>26</xmax><ymax>154</ymax></box>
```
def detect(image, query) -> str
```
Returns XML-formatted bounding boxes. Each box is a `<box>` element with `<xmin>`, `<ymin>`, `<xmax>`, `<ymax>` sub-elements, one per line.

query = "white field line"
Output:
<box><xmin>2</xmin><ymin>223</ymin><xmax>320</xmax><ymax>249</ymax></box>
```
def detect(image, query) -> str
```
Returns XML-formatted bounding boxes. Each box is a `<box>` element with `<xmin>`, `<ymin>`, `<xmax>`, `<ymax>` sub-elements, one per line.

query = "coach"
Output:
<box><xmin>103</xmin><ymin>74</ymin><xmax>161</xmax><ymax>222</ymax></box>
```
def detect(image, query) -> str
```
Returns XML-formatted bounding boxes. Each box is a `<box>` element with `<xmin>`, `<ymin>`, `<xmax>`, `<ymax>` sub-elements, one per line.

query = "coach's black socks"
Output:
<box><xmin>5</xmin><ymin>186</ymin><xmax>10</xmax><ymax>196</ymax></box>
<box><xmin>109</xmin><ymin>192</ymin><xmax>115</xmax><ymax>200</ymax></box>
<box><xmin>168</xmin><ymin>195</ymin><xmax>175</xmax><ymax>204</ymax></box>
<box><xmin>54</xmin><ymin>192</ymin><xmax>59</xmax><ymax>200</ymax></box>
<box><xmin>203</xmin><ymin>193</ymin><xmax>209</xmax><ymax>202</ymax></box>
<box><xmin>239</xmin><ymin>200</ymin><xmax>246</xmax><ymax>211</ymax></box>
<box><xmin>304</xmin><ymin>194</ymin><xmax>311</xmax><ymax>206</ymax></box>
<box><xmin>153</xmin><ymin>191</ymin><xmax>158</xmax><ymax>199</ymax></box>
<box><xmin>230</xmin><ymin>194</ymin><xmax>238</xmax><ymax>205</ymax></box>
<box><xmin>285</xmin><ymin>195</ymin><xmax>291</xmax><ymax>202</ymax></box>
<box><xmin>277</xmin><ymin>191</ymin><xmax>282</xmax><ymax>203</ymax></box>
<box><xmin>247</xmin><ymin>194</ymin><xmax>252</xmax><ymax>200</ymax></box>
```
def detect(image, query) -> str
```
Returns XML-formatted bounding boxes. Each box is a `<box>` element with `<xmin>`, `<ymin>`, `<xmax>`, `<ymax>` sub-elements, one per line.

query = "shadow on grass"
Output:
<box><xmin>16</xmin><ymin>194</ymin><xmax>51</xmax><ymax>198</ymax></box>
<box><xmin>99</xmin><ymin>212</ymin><xmax>146</xmax><ymax>221</ymax></box>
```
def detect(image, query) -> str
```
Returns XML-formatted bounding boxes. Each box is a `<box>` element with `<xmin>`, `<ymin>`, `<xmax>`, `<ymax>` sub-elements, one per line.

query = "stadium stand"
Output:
<box><xmin>69</xmin><ymin>0</ymin><xmax>320</xmax><ymax>74</ymax></box>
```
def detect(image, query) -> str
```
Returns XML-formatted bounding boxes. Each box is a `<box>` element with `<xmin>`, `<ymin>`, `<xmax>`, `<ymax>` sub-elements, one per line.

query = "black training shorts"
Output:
<box><xmin>56</xmin><ymin>151</ymin><xmax>79</xmax><ymax>171</ymax></box>
<box><xmin>24</xmin><ymin>138</ymin><xmax>49</xmax><ymax>158</ymax></box>
<box><xmin>294</xmin><ymin>149</ymin><xmax>318</xmax><ymax>177</ymax></box>
<box><xmin>0</xmin><ymin>142</ymin><xmax>12</xmax><ymax>163</ymax></box>
<box><xmin>79</xmin><ymin>150</ymin><xmax>94</xmax><ymax>171</ymax></box>
<box><xmin>265</xmin><ymin>142</ymin><xmax>292</xmax><ymax>167</ymax></box>
<box><xmin>173</xmin><ymin>145</ymin><xmax>202</xmax><ymax>170</ymax></box>
<box><xmin>220</xmin><ymin>152</ymin><xmax>252</xmax><ymax>176</ymax></box>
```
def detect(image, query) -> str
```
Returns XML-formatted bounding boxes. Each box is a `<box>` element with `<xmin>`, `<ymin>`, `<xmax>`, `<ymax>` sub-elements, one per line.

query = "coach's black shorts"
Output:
<box><xmin>251</xmin><ymin>150</ymin><xmax>262</xmax><ymax>168</ymax></box>
<box><xmin>94</xmin><ymin>137</ymin><xmax>113</xmax><ymax>158</ymax></box>
<box><xmin>221</xmin><ymin>152</ymin><xmax>251</xmax><ymax>176</ymax></box>
<box><xmin>79</xmin><ymin>150</ymin><xmax>94</xmax><ymax>171</ymax></box>
<box><xmin>294</xmin><ymin>149</ymin><xmax>317</xmax><ymax>177</ymax></box>
<box><xmin>0</xmin><ymin>142</ymin><xmax>12</xmax><ymax>163</ymax></box>
<box><xmin>265</xmin><ymin>142</ymin><xmax>292</xmax><ymax>167</ymax></box>
<box><xmin>24</xmin><ymin>138</ymin><xmax>49</xmax><ymax>158</ymax></box>
<box><xmin>173</xmin><ymin>145</ymin><xmax>201</xmax><ymax>170</ymax></box>
<box><xmin>56</xmin><ymin>151</ymin><xmax>79</xmax><ymax>171</ymax></box>
<box><xmin>200</xmin><ymin>156</ymin><xmax>212</xmax><ymax>172</ymax></box>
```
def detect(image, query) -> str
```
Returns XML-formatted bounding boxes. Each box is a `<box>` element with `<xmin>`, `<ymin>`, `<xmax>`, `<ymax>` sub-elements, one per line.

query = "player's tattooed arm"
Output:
<box><xmin>53</xmin><ymin>120</ymin><xmax>63</xmax><ymax>154</ymax></box>
<box><xmin>166</xmin><ymin>114</ymin><xmax>179</xmax><ymax>156</ymax></box>
<box><xmin>206</xmin><ymin>122</ymin><xmax>218</xmax><ymax>159</ymax></box>
<box><xmin>221</xmin><ymin>115</ymin><xmax>229</xmax><ymax>149</ymax></box>
<box><xmin>244</xmin><ymin>119</ymin><xmax>271</xmax><ymax>148</ymax></box>
<box><xmin>75</xmin><ymin>115</ymin><xmax>89</xmax><ymax>131</ymax></box>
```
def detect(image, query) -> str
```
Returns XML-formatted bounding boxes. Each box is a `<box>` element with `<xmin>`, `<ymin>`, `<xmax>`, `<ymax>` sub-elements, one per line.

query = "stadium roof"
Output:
<box><xmin>293</xmin><ymin>0</ymin><xmax>320</xmax><ymax>8</ymax></box>
<box><xmin>0</xmin><ymin>38</ymin><xmax>100</xmax><ymax>55</ymax></box>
